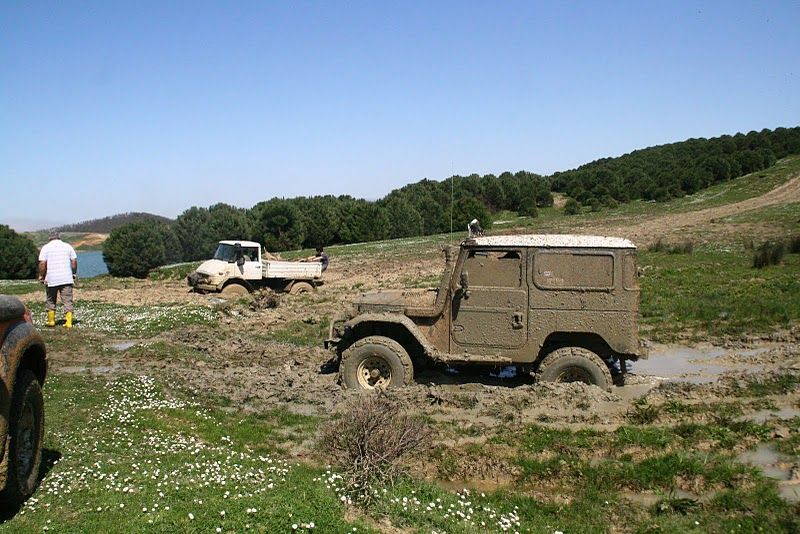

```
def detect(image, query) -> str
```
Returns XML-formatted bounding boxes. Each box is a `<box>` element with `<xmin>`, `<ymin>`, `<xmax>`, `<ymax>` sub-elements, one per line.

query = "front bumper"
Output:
<box><xmin>187</xmin><ymin>272</ymin><xmax>220</xmax><ymax>292</ymax></box>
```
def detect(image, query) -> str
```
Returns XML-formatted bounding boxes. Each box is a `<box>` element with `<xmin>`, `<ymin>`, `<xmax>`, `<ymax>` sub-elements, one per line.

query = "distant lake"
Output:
<box><xmin>77</xmin><ymin>251</ymin><xmax>108</xmax><ymax>279</ymax></box>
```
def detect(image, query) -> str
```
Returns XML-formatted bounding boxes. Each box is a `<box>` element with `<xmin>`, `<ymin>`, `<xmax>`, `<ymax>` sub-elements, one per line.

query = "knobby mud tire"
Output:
<box><xmin>0</xmin><ymin>369</ymin><xmax>44</xmax><ymax>506</ymax></box>
<box><xmin>289</xmin><ymin>282</ymin><xmax>314</xmax><ymax>295</ymax></box>
<box><xmin>340</xmin><ymin>336</ymin><xmax>414</xmax><ymax>390</ymax></box>
<box><xmin>221</xmin><ymin>283</ymin><xmax>250</xmax><ymax>297</ymax></box>
<box><xmin>536</xmin><ymin>347</ymin><xmax>613</xmax><ymax>391</ymax></box>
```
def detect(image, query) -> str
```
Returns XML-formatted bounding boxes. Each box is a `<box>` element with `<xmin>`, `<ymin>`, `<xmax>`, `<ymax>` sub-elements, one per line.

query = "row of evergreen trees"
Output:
<box><xmin>97</xmin><ymin>126</ymin><xmax>800</xmax><ymax>277</ymax></box>
<box><xmin>551</xmin><ymin>127</ymin><xmax>800</xmax><ymax>204</ymax></box>
<box><xmin>2</xmin><ymin>127</ymin><xmax>797</xmax><ymax>279</ymax></box>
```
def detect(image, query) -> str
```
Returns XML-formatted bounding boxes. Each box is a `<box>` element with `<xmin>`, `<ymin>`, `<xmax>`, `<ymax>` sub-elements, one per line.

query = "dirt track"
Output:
<box><xmin>617</xmin><ymin>172</ymin><xmax>800</xmax><ymax>246</ymax></box>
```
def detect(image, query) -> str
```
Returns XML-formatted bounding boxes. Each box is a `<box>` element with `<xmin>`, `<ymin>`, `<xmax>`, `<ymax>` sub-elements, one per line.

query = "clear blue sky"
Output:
<box><xmin>2</xmin><ymin>1</ymin><xmax>799</xmax><ymax>230</ymax></box>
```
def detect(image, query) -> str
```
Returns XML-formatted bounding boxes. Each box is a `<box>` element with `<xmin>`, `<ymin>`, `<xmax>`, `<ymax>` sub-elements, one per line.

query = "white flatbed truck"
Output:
<box><xmin>187</xmin><ymin>240</ymin><xmax>323</xmax><ymax>296</ymax></box>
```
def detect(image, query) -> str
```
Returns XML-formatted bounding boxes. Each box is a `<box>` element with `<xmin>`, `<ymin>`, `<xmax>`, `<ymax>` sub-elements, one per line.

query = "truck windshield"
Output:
<box><xmin>213</xmin><ymin>244</ymin><xmax>238</xmax><ymax>262</ymax></box>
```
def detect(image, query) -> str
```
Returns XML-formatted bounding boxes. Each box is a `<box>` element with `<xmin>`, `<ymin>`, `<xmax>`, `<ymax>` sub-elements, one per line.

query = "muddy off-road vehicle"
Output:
<box><xmin>326</xmin><ymin>235</ymin><xmax>646</xmax><ymax>390</ymax></box>
<box><xmin>187</xmin><ymin>240</ymin><xmax>323</xmax><ymax>296</ymax></box>
<box><xmin>0</xmin><ymin>296</ymin><xmax>47</xmax><ymax>506</ymax></box>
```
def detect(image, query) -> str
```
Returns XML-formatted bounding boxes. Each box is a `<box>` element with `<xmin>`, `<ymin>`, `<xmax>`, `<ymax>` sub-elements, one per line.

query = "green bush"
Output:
<box><xmin>564</xmin><ymin>198</ymin><xmax>581</xmax><ymax>215</ymax></box>
<box><xmin>0</xmin><ymin>225</ymin><xmax>38</xmax><ymax>279</ymax></box>
<box><xmin>648</xmin><ymin>239</ymin><xmax>694</xmax><ymax>254</ymax></box>
<box><xmin>103</xmin><ymin>221</ymin><xmax>180</xmax><ymax>278</ymax></box>
<box><xmin>788</xmin><ymin>235</ymin><xmax>800</xmax><ymax>254</ymax></box>
<box><xmin>752</xmin><ymin>241</ymin><xmax>785</xmax><ymax>269</ymax></box>
<box><xmin>518</xmin><ymin>195</ymin><xmax>539</xmax><ymax>217</ymax></box>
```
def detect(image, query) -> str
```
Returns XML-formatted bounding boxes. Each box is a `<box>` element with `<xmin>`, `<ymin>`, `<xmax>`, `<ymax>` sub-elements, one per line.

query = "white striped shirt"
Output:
<box><xmin>39</xmin><ymin>239</ymin><xmax>77</xmax><ymax>287</ymax></box>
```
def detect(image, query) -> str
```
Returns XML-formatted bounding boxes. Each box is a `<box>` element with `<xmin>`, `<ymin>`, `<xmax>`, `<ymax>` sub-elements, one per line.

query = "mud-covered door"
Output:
<box><xmin>451</xmin><ymin>249</ymin><xmax>527</xmax><ymax>350</ymax></box>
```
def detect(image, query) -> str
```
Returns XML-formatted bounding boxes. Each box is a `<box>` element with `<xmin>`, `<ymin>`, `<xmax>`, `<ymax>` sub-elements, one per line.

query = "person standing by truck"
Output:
<box><xmin>38</xmin><ymin>230</ymin><xmax>78</xmax><ymax>328</ymax></box>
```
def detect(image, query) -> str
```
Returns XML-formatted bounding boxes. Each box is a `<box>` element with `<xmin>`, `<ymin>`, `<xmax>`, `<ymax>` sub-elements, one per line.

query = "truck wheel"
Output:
<box><xmin>221</xmin><ymin>283</ymin><xmax>250</xmax><ymax>297</ymax></box>
<box><xmin>289</xmin><ymin>282</ymin><xmax>314</xmax><ymax>295</ymax></box>
<box><xmin>0</xmin><ymin>370</ymin><xmax>44</xmax><ymax>505</ymax></box>
<box><xmin>340</xmin><ymin>336</ymin><xmax>413</xmax><ymax>390</ymax></box>
<box><xmin>536</xmin><ymin>347</ymin><xmax>613</xmax><ymax>391</ymax></box>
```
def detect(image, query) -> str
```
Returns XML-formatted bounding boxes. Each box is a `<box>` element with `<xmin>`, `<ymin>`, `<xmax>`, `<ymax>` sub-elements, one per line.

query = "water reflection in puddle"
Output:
<box><xmin>740</xmin><ymin>406</ymin><xmax>800</xmax><ymax>424</ymax></box>
<box><xmin>634</xmin><ymin>346</ymin><xmax>727</xmax><ymax>384</ymax></box>
<box><xmin>110</xmin><ymin>341</ymin><xmax>137</xmax><ymax>351</ymax></box>
<box><xmin>738</xmin><ymin>444</ymin><xmax>800</xmax><ymax>503</ymax></box>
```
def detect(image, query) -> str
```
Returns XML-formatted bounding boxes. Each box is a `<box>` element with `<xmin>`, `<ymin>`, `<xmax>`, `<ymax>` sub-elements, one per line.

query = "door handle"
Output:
<box><xmin>511</xmin><ymin>312</ymin><xmax>524</xmax><ymax>329</ymax></box>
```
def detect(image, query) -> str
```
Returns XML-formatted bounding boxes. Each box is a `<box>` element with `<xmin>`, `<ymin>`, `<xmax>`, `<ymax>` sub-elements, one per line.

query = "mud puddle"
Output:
<box><xmin>738</xmin><ymin>444</ymin><xmax>800</xmax><ymax>503</ymax></box>
<box><xmin>620</xmin><ymin>488</ymin><xmax>703</xmax><ymax>507</ymax></box>
<box><xmin>58</xmin><ymin>363</ymin><xmax>123</xmax><ymax>375</ymax></box>
<box><xmin>634</xmin><ymin>345</ymin><xmax>760</xmax><ymax>384</ymax></box>
<box><xmin>738</xmin><ymin>406</ymin><xmax>800</xmax><ymax>424</ymax></box>
<box><xmin>109</xmin><ymin>341</ymin><xmax>138</xmax><ymax>351</ymax></box>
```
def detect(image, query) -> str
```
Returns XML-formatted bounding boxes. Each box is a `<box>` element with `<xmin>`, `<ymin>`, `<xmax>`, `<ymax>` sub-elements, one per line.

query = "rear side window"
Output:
<box><xmin>623</xmin><ymin>252</ymin><xmax>639</xmax><ymax>290</ymax></box>
<box><xmin>463</xmin><ymin>250</ymin><xmax>522</xmax><ymax>288</ymax></box>
<box><xmin>533</xmin><ymin>251</ymin><xmax>614</xmax><ymax>290</ymax></box>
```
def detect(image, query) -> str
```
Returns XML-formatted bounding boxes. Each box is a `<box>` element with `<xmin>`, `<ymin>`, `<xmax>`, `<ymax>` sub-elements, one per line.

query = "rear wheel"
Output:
<box><xmin>536</xmin><ymin>347</ymin><xmax>613</xmax><ymax>390</ymax></box>
<box><xmin>0</xmin><ymin>370</ymin><xmax>44</xmax><ymax>505</ymax></box>
<box><xmin>289</xmin><ymin>281</ymin><xmax>314</xmax><ymax>295</ymax></box>
<box><xmin>340</xmin><ymin>336</ymin><xmax>414</xmax><ymax>390</ymax></box>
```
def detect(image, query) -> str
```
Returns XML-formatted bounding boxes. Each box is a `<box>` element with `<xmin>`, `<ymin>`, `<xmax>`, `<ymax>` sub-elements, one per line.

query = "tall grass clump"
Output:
<box><xmin>788</xmin><ymin>235</ymin><xmax>800</xmax><ymax>254</ymax></box>
<box><xmin>752</xmin><ymin>241</ymin><xmax>785</xmax><ymax>268</ymax></box>
<box><xmin>318</xmin><ymin>395</ymin><xmax>430</xmax><ymax>504</ymax></box>
<box><xmin>648</xmin><ymin>238</ymin><xmax>693</xmax><ymax>254</ymax></box>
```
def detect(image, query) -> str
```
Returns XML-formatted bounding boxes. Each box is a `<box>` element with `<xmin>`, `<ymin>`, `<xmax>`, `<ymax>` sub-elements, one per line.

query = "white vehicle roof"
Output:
<box><xmin>468</xmin><ymin>234</ymin><xmax>636</xmax><ymax>249</ymax></box>
<box><xmin>219</xmin><ymin>240</ymin><xmax>261</xmax><ymax>248</ymax></box>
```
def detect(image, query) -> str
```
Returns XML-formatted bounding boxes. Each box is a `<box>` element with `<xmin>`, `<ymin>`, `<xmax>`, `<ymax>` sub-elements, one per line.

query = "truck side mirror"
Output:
<box><xmin>460</xmin><ymin>271</ymin><xmax>470</xmax><ymax>299</ymax></box>
<box><xmin>236</xmin><ymin>256</ymin><xmax>245</xmax><ymax>267</ymax></box>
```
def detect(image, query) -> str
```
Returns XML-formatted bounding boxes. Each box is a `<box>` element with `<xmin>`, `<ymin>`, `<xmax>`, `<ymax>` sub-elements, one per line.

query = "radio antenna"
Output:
<box><xmin>450</xmin><ymin>162</ymin><xmax>454</xmax><ymax>244</ymax></box>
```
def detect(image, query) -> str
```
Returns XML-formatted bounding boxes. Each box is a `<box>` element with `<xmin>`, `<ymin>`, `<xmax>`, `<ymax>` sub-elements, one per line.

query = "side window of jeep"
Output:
<box><xmin>533</xmin><ymin>251</ymin><xmax>614</xmax><ymax>290</ymax></box>
<box><xmin>463</xmin><ymin>250</ymin><xmax>521</xmax><ymax>288</ymax></box>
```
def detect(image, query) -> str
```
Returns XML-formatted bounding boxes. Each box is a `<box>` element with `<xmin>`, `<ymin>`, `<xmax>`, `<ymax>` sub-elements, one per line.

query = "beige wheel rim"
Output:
<box><xmin>356</xmin><ymin>356</ymin><xmax>392</xmax><ymax>389</ymax></box>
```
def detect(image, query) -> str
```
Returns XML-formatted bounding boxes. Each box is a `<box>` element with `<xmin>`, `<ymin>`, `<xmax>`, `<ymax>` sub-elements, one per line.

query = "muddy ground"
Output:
<box><xmin>18</xmin><ymin>173</ymin><xmax>800</xmax><ymax>502</ymax></box>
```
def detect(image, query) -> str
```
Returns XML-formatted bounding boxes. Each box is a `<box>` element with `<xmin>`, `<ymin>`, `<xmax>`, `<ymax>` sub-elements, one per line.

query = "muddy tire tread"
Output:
<box><xmin>340</xmin><ymin>335</ymin><xmax>414</xmax><ymax>389</ymax></box>
<box><xmin>0</xmin><ymin>369</ymin><xmax>44</xmax><ymax>506</ymax></box>
<box><xmin>536</xmin><ymin>346</ymin><xmax>613</xmax><ymax>391</ymax></box>
<box><xmin>221</xmin><ymin>283</ymin><xmax>250</xmax><ymax>297</ymax></box>
<box><xmin>289</xmin><ymin>281</ymin><xmax>314</xmax><ymax>295</ymax></box>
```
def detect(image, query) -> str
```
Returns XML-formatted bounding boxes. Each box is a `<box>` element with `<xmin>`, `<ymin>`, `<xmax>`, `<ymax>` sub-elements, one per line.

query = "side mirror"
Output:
<box><xmin>460</xmin><ymin>271</ymin><xmax>470</xmax><ymax>299</ymax></box>
<box><xmin>236</xmin><ymin>256</ymin><xmax>245</xmax><ymax>267</ymax></box>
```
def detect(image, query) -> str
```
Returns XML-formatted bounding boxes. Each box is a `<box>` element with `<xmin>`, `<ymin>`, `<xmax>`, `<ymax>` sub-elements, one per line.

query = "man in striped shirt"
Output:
<box><xmin>38</xmin><ymin>230</ymin><xmax>78</xmax><ymax>328</ymax></box>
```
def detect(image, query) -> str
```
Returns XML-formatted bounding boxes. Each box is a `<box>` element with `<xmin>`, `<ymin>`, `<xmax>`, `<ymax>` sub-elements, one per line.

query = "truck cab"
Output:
<box><xmin>326</xmin><ymin>234</ymin><xmax>645</xmax><ymax>390</ymax></box>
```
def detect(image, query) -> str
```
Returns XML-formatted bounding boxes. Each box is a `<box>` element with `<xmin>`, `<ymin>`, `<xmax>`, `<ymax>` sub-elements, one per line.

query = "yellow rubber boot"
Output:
<box><xmin>47</xmin><ymin>310</ymin><xmax>55</xmax><ymax>327</ymax></box>
<box><xmin>65</xmin><ymin>312</ymin><xmax>73</xmax><ymax>329</ymax></box>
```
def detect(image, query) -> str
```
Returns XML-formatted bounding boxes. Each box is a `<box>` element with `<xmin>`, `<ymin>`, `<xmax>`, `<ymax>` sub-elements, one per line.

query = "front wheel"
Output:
<box><xmin>536</xmin><ymin>347</ymin><xmax>613</xmax><ymax>391</ymax></box>
<box><xmin>221</xmin><ymin>283</ymin><xmax>250</xmax><ymax>297</ymax></box>
<box><xmin>340</xmin><ymin>336</ymin><xmax>414</xmax><ymax>390</ymax></box>
<box><xmin>0</xmin><ymin>370</ymin><xmax>44</xmax><ymax>505</ymax></box>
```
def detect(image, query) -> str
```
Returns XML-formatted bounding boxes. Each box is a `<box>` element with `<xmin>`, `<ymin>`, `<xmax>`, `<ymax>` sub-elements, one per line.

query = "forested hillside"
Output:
<box><xmin>56</xmin><ymin>212</ymin><xmax>173</xmax><ymax>233</ymax></box>
<box><xmin>550</xmin><ymin>127</ymin><xmax>800</xmax><ymax>205</ymax></box>
<box><xmin>100</xmin><ymin>126</ymin><xmax>800</xmax><ymax>277</ymax></box>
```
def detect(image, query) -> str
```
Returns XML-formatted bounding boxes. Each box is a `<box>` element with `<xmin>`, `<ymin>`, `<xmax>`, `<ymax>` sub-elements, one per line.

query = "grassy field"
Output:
<box><xmin>1</xmin><ymin>370</ymin><xmax>796</xmax><ymax>533</ymax></box>
<box><xmin>639</xmin><ymin>248</ymin><xmax>800</xmax><ymax>341</ymax></box>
